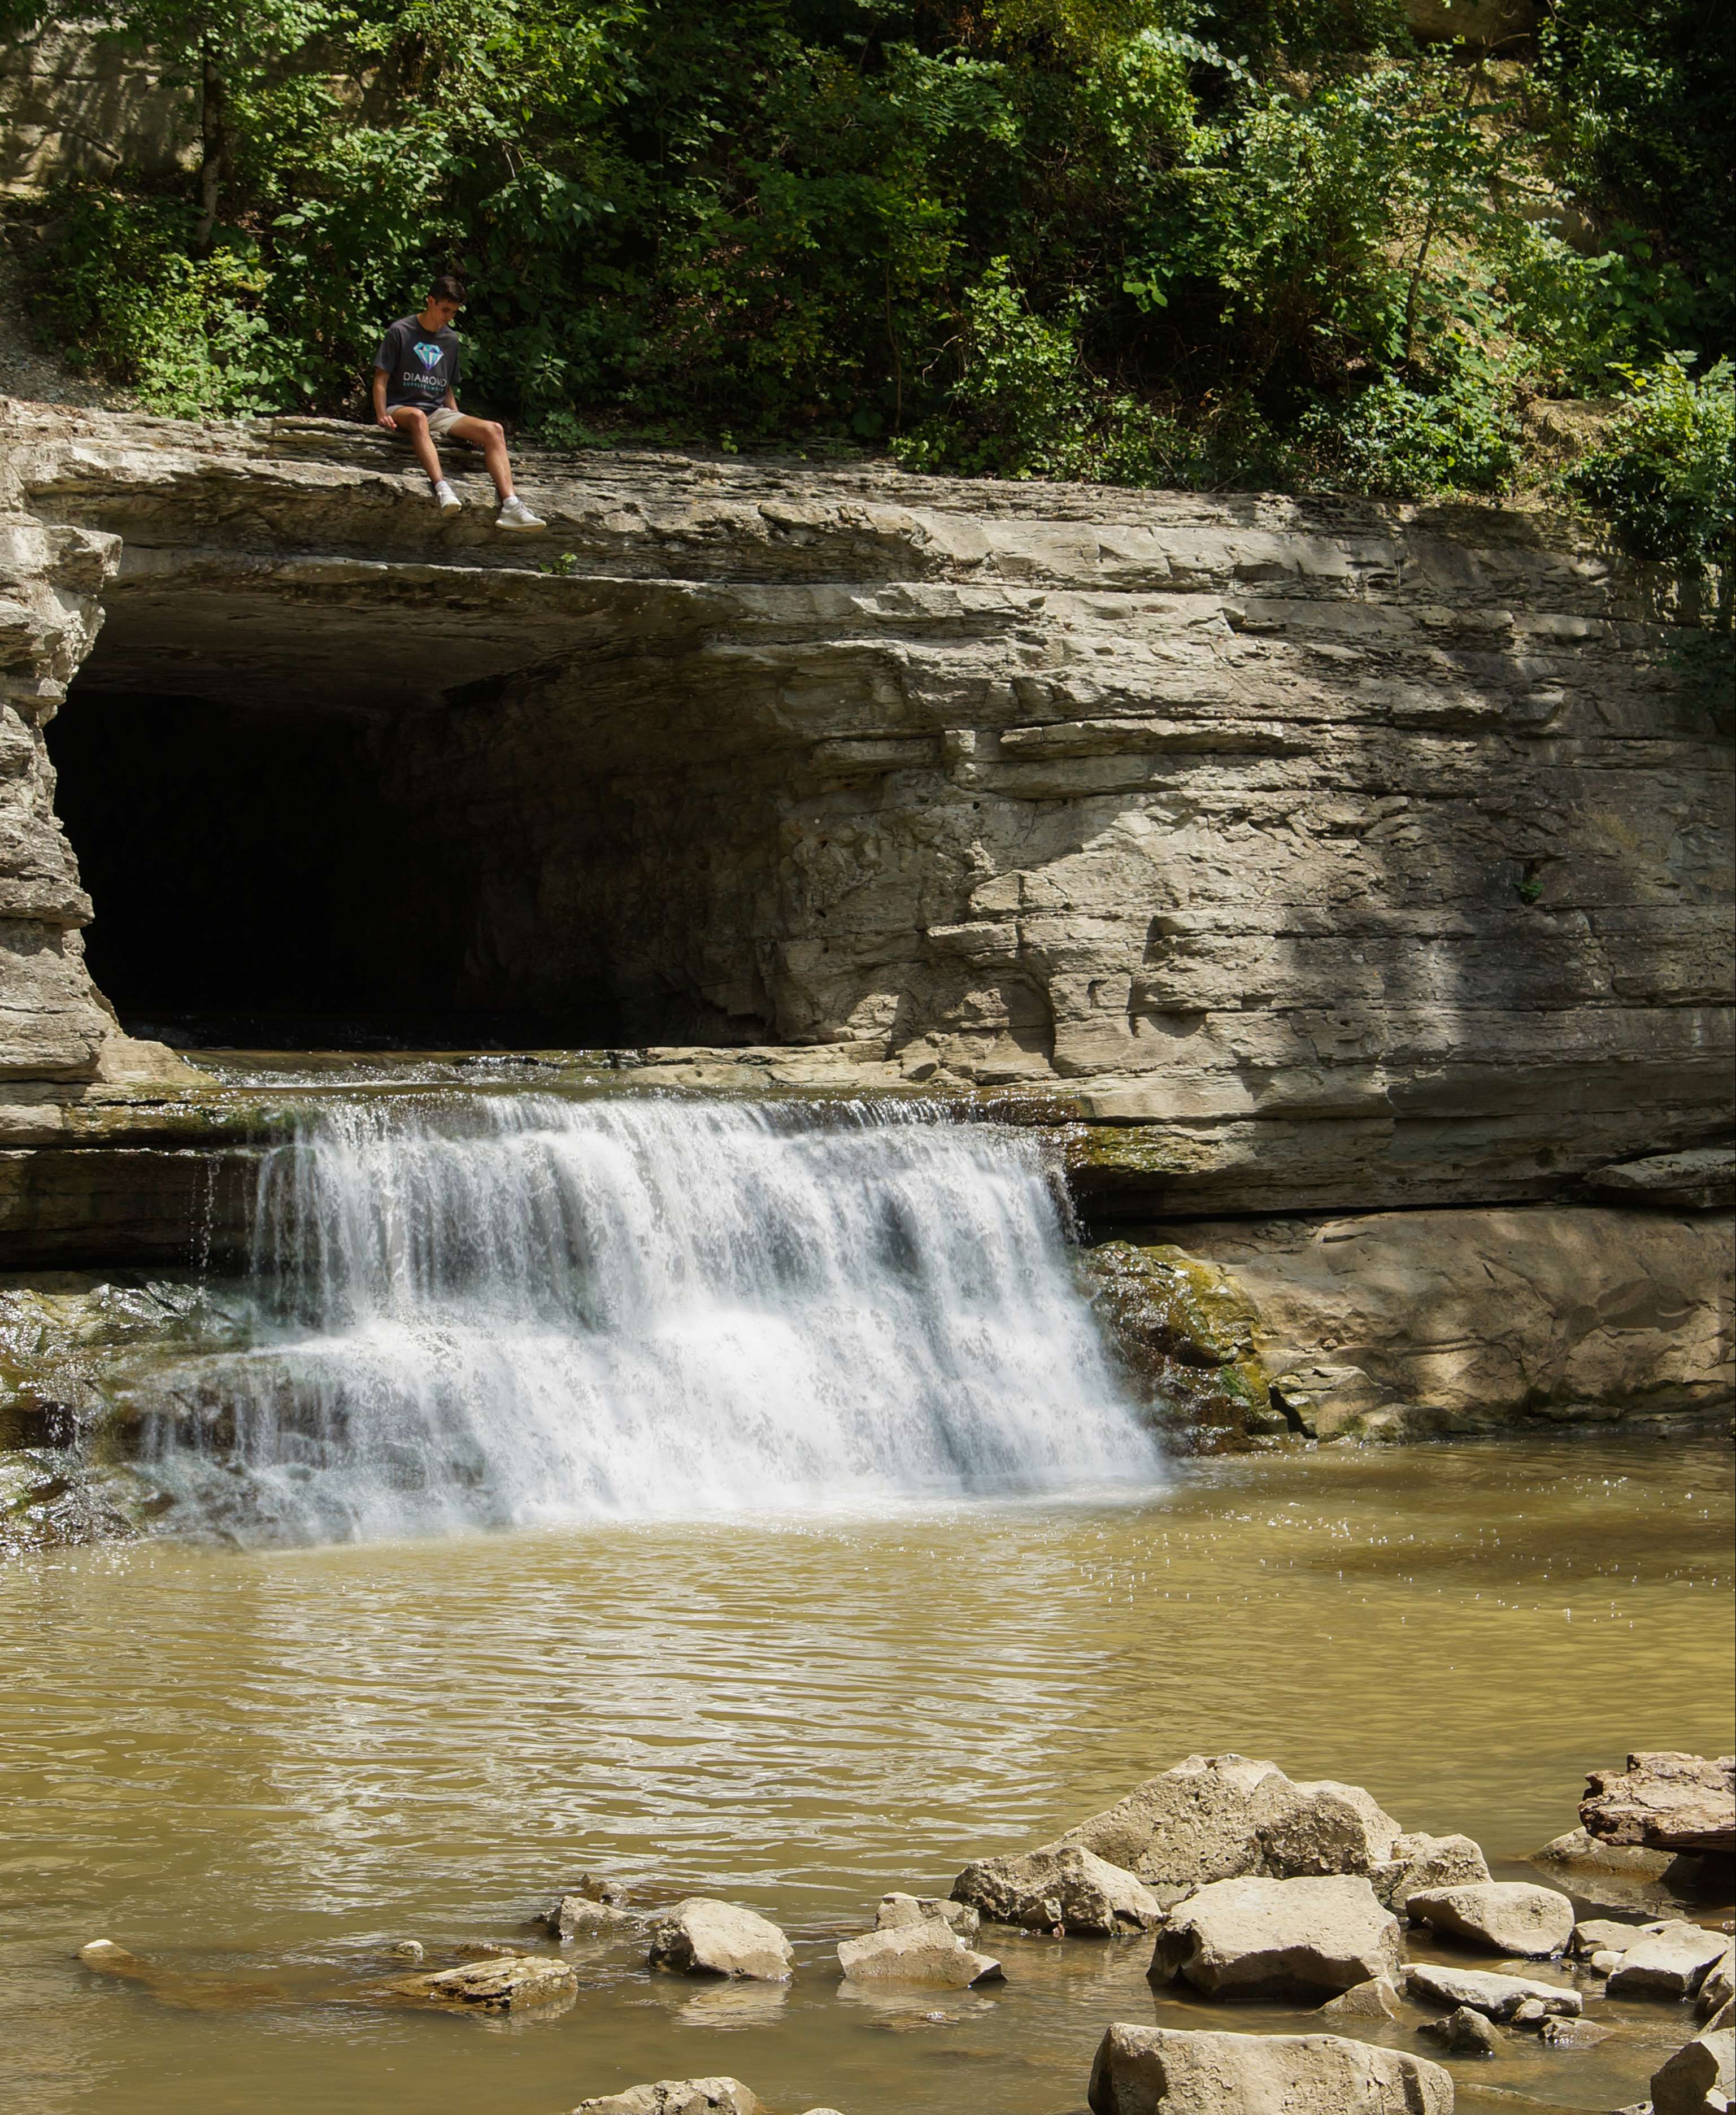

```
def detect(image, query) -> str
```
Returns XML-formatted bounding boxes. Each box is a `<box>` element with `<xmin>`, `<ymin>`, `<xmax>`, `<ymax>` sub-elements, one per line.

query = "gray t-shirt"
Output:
<box><xmin>374</xmin><ymin>317</ymin><xmax>461</xmax><ymax>408</ymax></box>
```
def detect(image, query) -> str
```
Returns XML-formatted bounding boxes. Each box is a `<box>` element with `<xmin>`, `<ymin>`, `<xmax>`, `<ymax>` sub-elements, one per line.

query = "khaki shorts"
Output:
<box><xmin>389</xmin><ymin>404</ymin><xmax>469</xmax><ymax>438</ymax></box>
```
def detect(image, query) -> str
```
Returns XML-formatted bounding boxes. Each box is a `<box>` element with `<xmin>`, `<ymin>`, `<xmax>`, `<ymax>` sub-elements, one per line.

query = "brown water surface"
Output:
<box><xmin>2</xmin><ymin>1435</ymin><xmax>1730</xmax><ymax>2114</ymax></box>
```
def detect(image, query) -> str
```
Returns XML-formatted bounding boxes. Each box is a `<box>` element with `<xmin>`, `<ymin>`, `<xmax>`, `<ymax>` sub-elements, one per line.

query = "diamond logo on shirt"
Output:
<box><xmin>413</xmin><ymin>341</ymin><xmax>444</xmax><ymax>369</ymax></box>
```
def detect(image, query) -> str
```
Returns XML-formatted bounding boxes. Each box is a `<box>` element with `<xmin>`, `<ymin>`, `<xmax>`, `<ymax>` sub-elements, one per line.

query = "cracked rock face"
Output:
<box><xmin>2</xmin><ymin>402</ymin><xmax>1730</xmax><ymax>1220</ymax></box>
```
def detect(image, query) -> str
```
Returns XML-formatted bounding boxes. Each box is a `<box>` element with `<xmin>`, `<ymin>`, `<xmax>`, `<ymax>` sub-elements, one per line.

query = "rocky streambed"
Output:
<box><xmin>67</xmin><ymin>1751</ymin><xmax>1736</xmax><ymax>2114</ymax></box>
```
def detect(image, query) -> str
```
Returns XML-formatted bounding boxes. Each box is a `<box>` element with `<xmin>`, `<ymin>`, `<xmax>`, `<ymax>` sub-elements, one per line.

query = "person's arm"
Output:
<box><xmin>372</xmin><ymin>327</ymin><xmax>398</xmax><ymax>429</ymax></box>
<box><xmin>443</xmin><ymin>384</ymin><xmax>458</xmax><ymax>409</ymax></box>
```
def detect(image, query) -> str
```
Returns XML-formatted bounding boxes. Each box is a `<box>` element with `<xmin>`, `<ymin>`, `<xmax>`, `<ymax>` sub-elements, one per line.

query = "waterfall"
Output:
<box><xmin>141</xmin><ymin>1095</ymin><xmax>1160</xmax><ymax>1543</ymax></box>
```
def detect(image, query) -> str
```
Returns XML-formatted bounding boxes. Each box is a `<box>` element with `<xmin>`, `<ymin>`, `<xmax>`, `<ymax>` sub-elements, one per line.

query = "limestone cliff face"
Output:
<box><xmin>1</xmin><ymin>399</ymin><xmax>1730</xmax><ymax>1213</ymax></box>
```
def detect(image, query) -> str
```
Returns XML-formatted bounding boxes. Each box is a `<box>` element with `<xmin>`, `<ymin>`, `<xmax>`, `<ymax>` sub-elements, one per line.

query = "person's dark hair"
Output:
<box><xmin>429</xmin><ymin>274</ymin><xmax>466</xmax><ymax>305</ymax></box>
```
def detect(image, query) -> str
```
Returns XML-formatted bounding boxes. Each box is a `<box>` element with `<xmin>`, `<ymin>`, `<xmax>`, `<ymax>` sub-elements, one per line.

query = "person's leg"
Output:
<box><xmin>443</xmin><ymin>415</ymin><xmax>515</xmax><ymax>500</ymax></box>
<box><xmin>384</xmin><ymin>404</ymin><xmax>443</xmax><ymax>486</ymax></box>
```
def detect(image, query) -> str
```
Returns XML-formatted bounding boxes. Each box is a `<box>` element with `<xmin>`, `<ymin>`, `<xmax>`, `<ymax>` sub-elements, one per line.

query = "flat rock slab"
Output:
<box><xmin>1608</xmin><ymin>1920</ymin><xmax>1730</xmax><ymax>1999</ymax></box>
<box><xmin>952</xmin><ymin>1844</ymin><xmax>1165</xmax><ymax>1935</ymax></box>
<box><xmin>1087</xmin><ymin>2023</ymin><xmax>1453</xmax><ymax>2115</ymax></box>
<box><xmin>1582</xmin><ymin>1752</ymin><xmax>1736</xmax><ymax>1857</ymax></box>
<box><xmin>647</xmin><ymin>1900</ymin><xmax>793</xmax><ymax>1982</ymax></box>
<box><xmin>1572</xmin><ymin>1917</ymin><xmax>1665</xmax><ymax>1958</ymax></box>
<box><xmin>836</xmin><ymin>1921</ymin><xmax>1003</xmax><ymax>1988</ymax></box>
<box><xmin>1405</xmin><ymin>1961</ymin><xmax>1581</xmax><ymax>2021</ymax></box>
<box><xmin>567</xmin><ymin>2081</ymin><xmax>762</xmax><ymax>2115</ymax></box>
<box><xmin>1406</xmin><ymin>1881</ymin><xmax>1574</xmax><ymax>1959</ymax></box>
<box><xmin>1590</xmin><ymin>1148</ymin><xmax>1736</xmax><ymax>1212</ymax></box>
<box><xmin>1150</xmin><ymin>1875</ymin><xmax>1401</xmax><ymax>2002</ymax></box>
<box><xmin>385</xmin><ymin>1953</ymin><xmax>576</xmax><ymax>2013</ymax></box>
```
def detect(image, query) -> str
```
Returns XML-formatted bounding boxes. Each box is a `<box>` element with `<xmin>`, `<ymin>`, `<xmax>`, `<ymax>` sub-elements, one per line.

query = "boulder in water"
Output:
<box><xmin>384</xmin><ymin>1952</ymin><xmax>577</xmax><ymax>2013</ymax></box>
<box><xmin>647</xmin><ymin>1900</ymin><xmax>793</xmax><ymax>1982</ymax></box>
<box><xmin>1607</xmin><ymin>1921</ymin><xmax>1731</xmax><ymax>1999</ymax></box>
<box><xmin>1582</xmin><ymin>1752</ymin><xmax>1736</xmax><ymax>1857</ymax></box>
<box><xmin>1651</xmin><ymin>2016</ymin><xmax>1735</xmax><ymax>2115</ymax></box>
<box><xmin>951</xmin><ymin>1846</ymin><xmax>1164</xmax><ymax>1935</ymax></box>
<box><xmin>1050</xmin><ymin>1753</ymin><xmax>1401</xmax><ymax>1895</ymax></box>
<box><xmin>1315</xmin><ymin>1975</ymin><xmax>1404</xmax><ymax>2021</ymax></box>
<box><xmin>837</xmin><ymin>1921</ymin><xmax>1003</xmax><ymax>1987</ymax></box>
<box><xmin>1698</xmin><ymin>1940</ymin><xmax>1734</xmax><ymax>2018</ymax></box>
<box><xmin>875</xmin><ymin>1892</ymin><xmax>980</xmax><ymax>1939</ymax></box>
<box><xmin>567</xmin><ymin>2081</ymin><xmax>762</xmax><ymax>2115</ymax></box>
<box><xmin>1418</xmin><ymin>2005</ymin><xmax>1503</xmax><ymax>2056</ymax></box>
<box><xmin>1403</xmin><ymin>1960</ymin><xmax>1581</xmax><ymax>2020</ymax></box>
<box><xmin>1086</xmin><ymin>2023</ymin><xmax>1452</xmax><ymax>2115</ymax></box>
<box><xmin>1406</xmin><ymin>1880</ymin><xmax>1574</xmax><ymax>1958</ymax></box>
<box><xmin>1148</xmin><ymin>1875</ymin><xmax>1401</xmax><ymax>2001</ymax></box>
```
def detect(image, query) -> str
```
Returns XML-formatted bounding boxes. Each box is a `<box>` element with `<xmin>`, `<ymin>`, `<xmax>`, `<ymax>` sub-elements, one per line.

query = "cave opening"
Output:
<box><xmin>49</xmin><ymin>684</ymin><xmax>631</xmax><ymax>1050</ymax></box>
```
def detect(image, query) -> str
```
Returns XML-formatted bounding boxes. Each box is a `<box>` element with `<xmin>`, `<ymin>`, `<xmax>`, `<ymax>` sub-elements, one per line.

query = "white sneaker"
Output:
<box><xmin>432</xmin><ymin>479</ymin><xmax>463</xmax><ymax>512</ymax></box>
<box><xmin>495</xmin><ymin>494</ymin><xmax>545</xmax><ymax>532</ymax></box>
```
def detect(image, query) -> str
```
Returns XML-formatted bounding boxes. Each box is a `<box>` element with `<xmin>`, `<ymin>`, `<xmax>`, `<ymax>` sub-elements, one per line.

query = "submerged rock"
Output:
<box><xmin>647</xmin><ymin>1900</ymin><xmax>793</xmax><ymax>1982</ymax></box>
<box><xmin>1086</xmin><ymin>2023</ymin><xmax>1452</xmax><ymax>2115</ymax></box>
<box><xmin>384</xmin><ymin>1953</ymin><xmax>576</xmax><ymax>2013</ymax></box>
<box><xmin>836</xmin><ymin>1921</ymin><xmax>1003</xmax><ymax>1988</ymax></box>
<box><xmin>951</xmin><ymin>1845</ymin><xmax>1164</xmax><ymax>1935</ymax></box>
<box><xmin>567</xmin><ymin>2081</ymin><xmax>762</xmax><ymax>2115</ymax></box>
<box><xmin>1406</xmin><ymin>1881</ymin><xmax>1574</xmax><ymax>1959</ymax></box>
<box><xmin>1541</xmin><ymin>2014</ymin><xmax>1617</xmax><ymax>2048</ymax></box>
<box><xmin>1148</xmin><ymin>1875</ymin><xmax>1401</xmax><ymax>2003</ymax></box>
<box><xmin>545</xmin><ymin>1892</ymin><xmax>644</xmax><ymax>1941</ymax></box>
<box><xmin>1419</xmin><ymin>2004</ymin><xmax>1502</xmax><ymax>2056</ymax></box>
<box><xmin>875</xmin><ymin>1892</ymin><xmax>980</xmax><ymax>1940</ymax></box>
<box><xmin>1582</xmin><ymin>1753</ymin><xmax>1736</xmax><ymax>1858</ymax></box>
<box><xmin>1607</xmin><ymin>1921</ymin><xmax>1731</xmax><ymax>1999</ymax></box>
<box><xmin>1403</xmin><ymin>1961</ymin><xmax>1581</xmax><ymax>2021</ymax></box>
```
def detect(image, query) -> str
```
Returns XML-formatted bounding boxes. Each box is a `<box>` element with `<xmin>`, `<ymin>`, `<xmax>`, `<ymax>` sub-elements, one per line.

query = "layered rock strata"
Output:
<box><xmin>1</xmin><ymin>399</ymin><xmax>1729</xmax><ymax>1222</ymax></box>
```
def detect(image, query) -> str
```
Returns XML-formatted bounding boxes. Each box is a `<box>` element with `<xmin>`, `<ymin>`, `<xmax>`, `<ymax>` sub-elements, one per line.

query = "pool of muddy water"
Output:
<box><xmin>2</xmin><ymin>1435</ymin><xmax>1730</xmax><ymax>2114</ymax></box>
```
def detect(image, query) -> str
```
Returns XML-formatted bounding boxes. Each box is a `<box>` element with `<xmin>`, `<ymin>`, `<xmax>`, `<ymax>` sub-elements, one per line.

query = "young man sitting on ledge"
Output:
<box><xmin>372</xmin><ymin>276</ymin><xmax>544</xmax><ymax>531</ymax></box>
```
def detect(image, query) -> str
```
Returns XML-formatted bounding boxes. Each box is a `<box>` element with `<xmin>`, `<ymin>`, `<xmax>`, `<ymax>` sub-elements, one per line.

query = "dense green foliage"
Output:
<box><xmin>5</xmin><ymin>0</ymin><xmax>1732</xmax><ymax>558</ymax></box>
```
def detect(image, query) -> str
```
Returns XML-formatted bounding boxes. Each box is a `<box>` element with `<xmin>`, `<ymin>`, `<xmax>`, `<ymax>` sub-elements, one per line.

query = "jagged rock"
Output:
<box><xmin>1698</xmin><ymin>1942</ymin><xmax>1734</xmax><ymax>2018</ymax></box>
<box><xmin>875</xmin><ymin>1892</ymin><xmax>980</xmax><ymax>1940</ymax></box>
<box><xmin>1419</xmin><ymin>2005</ymin><xmax>1502</xmax><ymax>2056</ymax></box>
<box><xmin>1583</xmin><ymin>1755</ymin><xmax>1736</xmax><ymax>1859</ymax></box>
<box><xmin>384</xmin><ymin>1939</ymin><xmax>424</xmax><ymax>1961</ymax></box>
<box><xmin>836</xmin><ymin>1921</ymin><xmax>1003</xmax><ymax>1987</ymax></box>
<box><xmin>1047</xmin><ymin>1753</ymin><xmax>1401</xmax><ymax>1899</ymax></box>
<box><xmin>1404</xmin><ymin>1961</ymin><xmax>1581</xmax><ymax>2021</ymax></box>
<box><xmin>1268</xmin><ymin>1364</ymin><xmax>1389</xmax><ymax>1441</ymax></box>
<box><xmin>951</xmin><ymin>1846</ymin><xmax>1165</xmax><ymax>1935</ymax></box>
<box><xmin>1406</xmin><ymin>1881</ymin><xmax>1575</xmax><ymax>1959</ymax></box>
<box><xmin>647</xmin><ymin>1900</ymin><xmax>793</xmax><ymax>1982</ymax></box>
<box><xmin>1148</xmin><ymin>1876</ymin><xmax>1401</xmax><ymax>2002</ymax></box>
<box><xmin>1086</xmin><ymin>2023</ymin><xmax>1453</xmax><ymax>2115</ymax></box>
<box><xmin>1372</xmin><ymin>1831</ymin><xmax>1490</xmax><ymax>1914</ymax></box>
<box><xmin>1590</xmin><ymin>1148</ymin><xmax>1736</xmax><ymax>1212</ymax></box>
<box><xmin>567</xmin><ymin>2081</ymin><xmax>762</xmax><ymax>2115</ymax></box>
<box><xmin>384</xmin><ymin>1953</ymin><xmax>576</xmax><ymax>2012</ymax></box>
<box><xmin>1650</xmin><ymin>2021</ymin><xmax>1735</xmax><ymax>2115</ymax></box>
<box><xmin>1316</xmin><ymin>1975</ymin><xmax>1404</xmax><ymax>2021</ymax></box>
<box><xmin>1608</xmin><ymin>1922</ymin><xmax>1731</xmax><ymax>1999</ymax></box>
<box><xmin>546</xmin><ymin>1896</ymin><xmax>645</xmax><ymax>1940</ymax></box>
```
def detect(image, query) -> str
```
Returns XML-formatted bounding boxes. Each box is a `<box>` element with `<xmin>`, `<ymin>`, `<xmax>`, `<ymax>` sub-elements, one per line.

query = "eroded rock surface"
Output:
<box><xmin>951</xmin><ymin>1845</ymin><xmax>1165</xmax><ymax>1934</ymax></box>
<box><xmin>1</xmin><ymin>401</ymin><xmax>1729</xmax><ymax>1232</ymax></box>
<box><xmin>1372</xmin><ymin>1831</ymin><xmax>1490</xmax><ymax>1914</ymax></box>
<box><xmin>836</xmin><ymin>1920</ymin><xmax>1003</xmax><ymax>1987</ymax></box>
<box><xmin>1403</xmin><ymin>1961</ymin><xmax>1581</xmax><ymax>2020</ymax></box>
<box><xmin>874</xmin><ymin>1892</ymin><xmax>980</xmax><ymax>1939</ymax></box>
<box><xmin>1607</xmin><ymin>1921</ymin><xmax>1731</xmax><ymax>1999</ymax></box>
<box><xmin>567</xmin><ymin>2081</ymin><xmax>762</xmax><ymax>2115</ymax></box>
<box><xmin>1086</xmin><ymin>2023</ymin><xmax>1452</xmax><ymax>2115</ymax></box>
<box><xmin>383</xmin><ymin>1953</ymin><xmax>576</xmax><ymax>2012</ymax></box>
<box><xmin>1406</xmin><ymin>1881</ymin><xmax>1574</xmax><ymax>1959</ymax></box>
<box><xmin>1583</xmin><ymin>1753</ymin><xmax>1736</xmax><ymax>1857</ymax></box>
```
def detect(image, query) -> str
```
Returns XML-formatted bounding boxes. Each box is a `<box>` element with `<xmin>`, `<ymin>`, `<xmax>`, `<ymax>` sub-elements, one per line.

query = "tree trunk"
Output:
<box><xmin>195</xmin><ymin>42</ymin><xmax>225</xmax><ymax>255</ymax></box>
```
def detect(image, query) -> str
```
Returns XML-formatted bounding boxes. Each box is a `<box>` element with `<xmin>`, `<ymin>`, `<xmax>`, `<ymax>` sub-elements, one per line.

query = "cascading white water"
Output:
<box><xmin>142</xmin><ymin>1094</ymin><xmax>1160</xmax><ymax>1542</ymax></box>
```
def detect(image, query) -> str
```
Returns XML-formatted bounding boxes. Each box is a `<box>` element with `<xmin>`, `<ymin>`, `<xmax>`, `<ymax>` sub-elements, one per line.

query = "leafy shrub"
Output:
<box><xmin>1569</xmin><ymin>353</ymin><xmax>1735</xmax><ymax>604</ymax></box>
<box><xmin>1295</xmin><ymin>365</ymin><xmax>1518</xmax><ymax>499</ymax></box>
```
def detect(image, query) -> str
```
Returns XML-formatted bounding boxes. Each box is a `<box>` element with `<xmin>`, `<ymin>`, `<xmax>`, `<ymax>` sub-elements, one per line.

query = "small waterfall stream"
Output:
<box><xmin>143</xmin><ymin>1095</ymin><xmax>1159</xmax><ymax>1542</ymax></box>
